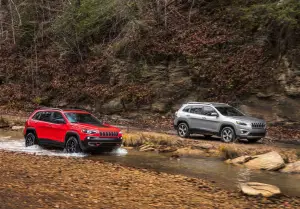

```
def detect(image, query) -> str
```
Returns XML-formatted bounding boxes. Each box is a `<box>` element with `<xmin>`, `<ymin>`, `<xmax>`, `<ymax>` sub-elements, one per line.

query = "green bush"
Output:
<box><xmin>241</xmin><ymin>0</ymin><xmax>300</xmax><ymax>27</ymax></box>
<box><xmin>52</xmin><ymin>0</ymin><xmax>143</xmax><ymax>60</ymax></box>
<box><xmin>296</xmin><ymin>150</ymin><xmax>300</xmax><ymax>159</ymax></box>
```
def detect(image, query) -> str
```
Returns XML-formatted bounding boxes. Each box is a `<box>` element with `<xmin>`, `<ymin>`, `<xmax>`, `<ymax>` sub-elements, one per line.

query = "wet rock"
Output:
<box><xmin>244</xmin><ymin>151</ymin><xmax>285</xmax><ymax>171</ymax></box>
<box><xmin>158</xmin><ymin>146</ymin><xmax>177</xmax><ymax>153</ymax></box>
<box><xmin>11</xmin><ymin>126</ymin><xmax>24</xmax><ymax>131</ymax></box>
<box><xmin>226</xmin><ymin>156</ymin><xmax>253</xmax><ymax>165</ymax></box>
<box><xmin>139</xmin><ymin>145</ymin><xmax>155</xmax><ymax>152</ymax></box>
<box><xmin>280</xmin><ymin>161</ymin><xmax>300</xmax><ymax>173</ymax></box>
<box><xmin>193</xmin><ymin>143</ymin><xmax>213</xmax><ymax>150</ymax></box>
<box><xmin>239</xmin><ymin>182</ymin><xmax>281</xmax><ymax>197</ymax></box>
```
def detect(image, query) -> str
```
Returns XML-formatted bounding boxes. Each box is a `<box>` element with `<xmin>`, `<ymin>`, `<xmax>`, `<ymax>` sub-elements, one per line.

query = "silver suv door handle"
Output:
<box><xmin>186</xmin><ymin>114</ymin><xmax>190</xmax><ymax>117</ymax></box>
<box><xmin>202</xmin><ymin>117</ymin><xmax>206</xmax><ymax>119</ymax></box>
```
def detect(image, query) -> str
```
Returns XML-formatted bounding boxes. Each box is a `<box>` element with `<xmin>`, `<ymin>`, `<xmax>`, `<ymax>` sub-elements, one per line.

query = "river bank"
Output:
<box><xmin>123</xmin><ymin>131</ymin><xmax>300</xmax><ymax>164</ymax></box>
<box><xmin>1</xmin><ymin>113</ymin><xmax>300</xmax><ymax>172</ymax></box>
<box><xmin>1</xmin><ymin>150</ymin><xmax>300</xmax><ymax>208</ymax></box>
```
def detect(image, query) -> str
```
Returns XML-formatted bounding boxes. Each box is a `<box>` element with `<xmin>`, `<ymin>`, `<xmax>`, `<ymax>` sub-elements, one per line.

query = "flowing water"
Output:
<box><xmin>0</xmin><ymin>130</ymin><xmax>300</xmax><ymax>196</ymax></box>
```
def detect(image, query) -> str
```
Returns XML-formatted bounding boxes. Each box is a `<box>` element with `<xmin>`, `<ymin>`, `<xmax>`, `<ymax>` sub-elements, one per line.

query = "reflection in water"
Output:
<box><xmin>88</xmin><ymin>150</ymin><xmax>300</xmax><ymax>197</ymax></box>
<box><xmin>237</xmin><ymin>168</ymin><xmax>251</xmax><ymax>183</ymax></box>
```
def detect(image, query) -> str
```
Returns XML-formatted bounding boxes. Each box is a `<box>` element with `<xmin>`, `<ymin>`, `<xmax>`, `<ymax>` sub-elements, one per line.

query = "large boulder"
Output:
<box><xmin>239</xmin><ymin>182</ymin><xmax>281</xmax><ymax>197</ymax></box>
<box><xmin>244</xmin><ymin>151</ymin><xmax>285</xmax><ymax>171</ymax></box>
<box><xmin>280</xmin><ymin>161</ymin><xmax>300</xmax><ymax>174</ymax></box>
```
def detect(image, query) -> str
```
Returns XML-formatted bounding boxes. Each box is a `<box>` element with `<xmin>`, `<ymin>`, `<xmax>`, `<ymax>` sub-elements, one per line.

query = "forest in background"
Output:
<box><xmin>1</xmin><ymin>0</ymin><xmax>300</xmax><ymax>124</ymax></box>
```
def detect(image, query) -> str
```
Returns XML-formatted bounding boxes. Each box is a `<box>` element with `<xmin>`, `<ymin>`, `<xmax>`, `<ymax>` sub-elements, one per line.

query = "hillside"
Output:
<box><xmin>1</xmin><ymin>0</ymin><xmax>300</xmax><ymax>125</ymax></box>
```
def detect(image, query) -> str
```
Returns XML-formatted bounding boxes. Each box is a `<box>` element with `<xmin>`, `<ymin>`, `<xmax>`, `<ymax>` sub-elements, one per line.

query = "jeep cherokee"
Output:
<box><xmin>174</xmin><ymin>102</ymin><xmax>266</xmax><ymax>143</ymax></box>
<box><xmin>24</xmin><ymin>108</ymin><xmax>123</xmax><ymax>153</ymax></box>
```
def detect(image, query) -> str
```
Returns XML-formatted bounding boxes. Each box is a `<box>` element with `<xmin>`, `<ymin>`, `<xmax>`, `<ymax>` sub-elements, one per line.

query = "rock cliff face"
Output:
<box><xmin>0</xmin><ymin>0</ymin><xmax>300</xmax><ymax>125</ymax></box>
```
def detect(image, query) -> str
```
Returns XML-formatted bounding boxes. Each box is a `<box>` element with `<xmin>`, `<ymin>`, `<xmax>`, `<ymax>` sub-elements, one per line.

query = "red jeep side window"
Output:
<box><xmin>39</xmin><ymin>111</ymin><xmax>52</xmax><ymax>122</ymax></box>
<box><xmin>32</xmin><ymin>112</ymin><xmax>41</xmax><ymax>120</ymax></box>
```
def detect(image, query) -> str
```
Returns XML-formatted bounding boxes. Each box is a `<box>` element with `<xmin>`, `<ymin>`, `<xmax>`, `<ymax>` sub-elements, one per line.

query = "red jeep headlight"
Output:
<box><xmin>82</xmin><ymin>129</ymin><xmax>99</xmax><ymax>134</ymax></box>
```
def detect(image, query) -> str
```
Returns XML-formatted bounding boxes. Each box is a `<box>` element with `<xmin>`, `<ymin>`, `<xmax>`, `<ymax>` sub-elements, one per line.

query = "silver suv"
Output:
<box><xmin>174</xmin><ymin>102</ymin><xmax>266</xmax><ymax>143</ymax></box>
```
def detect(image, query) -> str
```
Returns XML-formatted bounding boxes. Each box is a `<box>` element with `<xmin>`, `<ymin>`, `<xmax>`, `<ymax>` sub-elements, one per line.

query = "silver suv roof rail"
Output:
<box><xmin>186</xmin><ymin>102</ymin><xmax>228</xmax><ymax>106</ymax></box>
<box><xmin>187</xmin><ymin>102</ymin><xmax>211</xmax><ymax>105</ymax></box>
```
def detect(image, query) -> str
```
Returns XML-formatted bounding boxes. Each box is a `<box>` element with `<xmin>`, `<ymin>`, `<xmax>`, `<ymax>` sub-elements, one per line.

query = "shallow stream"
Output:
<box><xmin>0</xmin><ymin>130</ymin><xmax>299</xmax><ymax>197</ymax></box>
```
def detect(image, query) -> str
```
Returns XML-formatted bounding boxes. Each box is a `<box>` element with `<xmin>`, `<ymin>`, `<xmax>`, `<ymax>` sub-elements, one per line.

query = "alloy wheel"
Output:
<box><xmin>25</xmin><ymin>133</ymin><xmax>35</xmax><ymax>147</ymax></box>
<box><xmin>222</xmin><ymin>128</ymin><xmax>234</xmax><ymax>143</ymax></box>
<box><xmin>66</xmin><ymin>137</ymin><xmax>78</xmax><ymax>153</ymax></box>
<box><xmin>178</xmin><ymin>123</ymin><xmax>188</xmax><ymax>137</ymax></box>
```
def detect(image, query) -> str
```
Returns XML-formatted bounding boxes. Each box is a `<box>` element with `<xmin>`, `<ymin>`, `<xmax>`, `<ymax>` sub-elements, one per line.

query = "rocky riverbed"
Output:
<box><xmin>1</xmin><ymin>115</ymin><xmax>300</xmax><ymax>208</ymax></box>
<box><xmin>1</xmin><ymin>151</ymin><xmax>300</xmax><ymax>208</ymax></box>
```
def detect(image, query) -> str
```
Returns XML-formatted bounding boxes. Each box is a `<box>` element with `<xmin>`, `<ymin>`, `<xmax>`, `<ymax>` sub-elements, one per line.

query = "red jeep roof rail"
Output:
<box><xmin>63</xmin><ymin>106</ymin><xmax>91</xmax><ymax>112</ymax></box>
<box><xmin>38</xmin><ymin>106</ymin><xmax>63</xmax><ymax>111</ymax></box>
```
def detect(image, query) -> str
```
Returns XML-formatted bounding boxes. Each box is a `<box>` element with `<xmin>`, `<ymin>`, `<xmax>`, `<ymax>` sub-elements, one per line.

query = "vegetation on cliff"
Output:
<box><xmin>0</xmin><ymin>0</ymin><xmax>300</xmax><ymax>116</ymax></box>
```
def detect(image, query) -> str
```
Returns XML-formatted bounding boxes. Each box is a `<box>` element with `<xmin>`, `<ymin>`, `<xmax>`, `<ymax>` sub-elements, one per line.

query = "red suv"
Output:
<box><xmin>24</xmin><ymin>108</ymin><xmax>123</xmax><ymax>153</ymax></box>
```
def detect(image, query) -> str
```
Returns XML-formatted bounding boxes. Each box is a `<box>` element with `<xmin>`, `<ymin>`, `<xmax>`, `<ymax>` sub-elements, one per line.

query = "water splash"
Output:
<box><xmin>0</xmin><ymin>138</ymin><xmax>87</xmax><ymax>157</ymax></box>
<box><xmin>109</xmin><ymin>147</ymin><xmax>128</xmax><ymax>156</ymax></box>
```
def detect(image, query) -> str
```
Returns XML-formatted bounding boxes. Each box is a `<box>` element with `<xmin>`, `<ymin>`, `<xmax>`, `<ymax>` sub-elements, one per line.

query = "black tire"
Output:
<box><xmin>220</xmin><ymin>127</ymin><xmax>236</xmax><ymax>143</ymax></box>
<box><xmin>247</xmin><ymin>138</ymin><xmax>261</xmax><ymax>143</ymax></box>
<box><xmin>25</xmin><ymin>132</ymin><xmax>36</xmax><ymax>147</ymax></box>
<box><xmin>65</xmin><ymin>136</ymin><xmax>81</xmax><ymax>153</ymax></box>
<box><xmin>177</xmin><ymin>123</ymin><xmax>190</xmax><ymax>138</ymax></box>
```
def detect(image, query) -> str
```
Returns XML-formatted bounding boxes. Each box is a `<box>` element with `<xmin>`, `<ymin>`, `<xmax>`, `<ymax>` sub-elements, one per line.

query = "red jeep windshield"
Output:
<box><xmin>64</xmin><ymin>113</ymin><xmax>103</xmax><ymax>126</ymax></box>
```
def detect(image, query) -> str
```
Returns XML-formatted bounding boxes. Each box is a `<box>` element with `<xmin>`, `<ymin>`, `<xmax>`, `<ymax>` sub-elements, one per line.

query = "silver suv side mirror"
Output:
<box><xmin>211</xmin><ymin>112</ymin><xmax>219</xmax><ymax>117</ymax></box>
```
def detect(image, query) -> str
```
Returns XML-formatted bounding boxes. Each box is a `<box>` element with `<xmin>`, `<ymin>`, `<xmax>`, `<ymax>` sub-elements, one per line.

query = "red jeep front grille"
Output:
<box><xmin>99</xmin><ymin>132</ymin><xmax>118</xmax><ymax>137</ymax></box>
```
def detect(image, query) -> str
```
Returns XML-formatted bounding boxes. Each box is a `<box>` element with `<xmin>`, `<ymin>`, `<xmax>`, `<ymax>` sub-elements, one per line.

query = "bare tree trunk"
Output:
<box><xmin>188</xmin><ymin>0</ymin><xmax>195</xmax><ymax>24</ymax></box>
<box><xmin>10</xmin><ymin>0</ymin><xmax>22</xmax><ymax>26</ymax></box>
<box><xmin>8</xmin><ymin>0</ymin><xmax>15</xmax><ymax>44</ymax></box>
<box><xmin>164</xmin><ymin>0</ymin><xmax>167</xmax><ymax>28</ymax></box>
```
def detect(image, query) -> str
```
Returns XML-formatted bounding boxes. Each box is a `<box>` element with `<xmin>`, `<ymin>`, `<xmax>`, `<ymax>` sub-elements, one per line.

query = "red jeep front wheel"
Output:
<box><xmin>65</xmin><ymin>136</ymin><xmax>81</xmax><ymax>153</ymax></box>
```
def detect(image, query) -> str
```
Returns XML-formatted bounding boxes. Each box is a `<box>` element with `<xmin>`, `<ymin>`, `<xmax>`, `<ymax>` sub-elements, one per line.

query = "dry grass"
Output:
<box><xmin>218</xmin><ymin>145</ymin><xmax>240</xmax><ymax>160</ymax></box>
<box><xmin>123</xmin><ymin>131</ymin><xmax>182</xmax><ymax>147</ymax></box>
<box><xmin>296</xmin><ymin>151</ymin><xmax>300</xmax><ymax>160</ymax></box>
<box><xmin>0</xmin><ymin>117</ymin><xmax>9</xmax><ymax>128</ymax></box>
